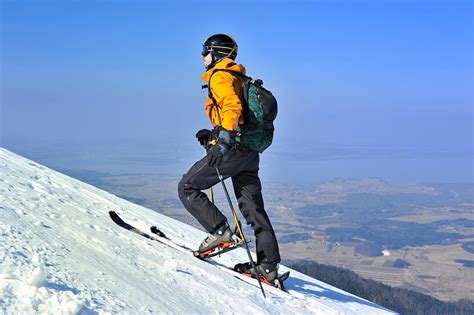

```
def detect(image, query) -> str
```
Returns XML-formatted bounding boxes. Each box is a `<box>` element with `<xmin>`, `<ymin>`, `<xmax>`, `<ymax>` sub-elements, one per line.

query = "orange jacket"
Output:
<box><xmin>201</xmin><ymin>58</ymin><xmax>246</xmax><ymax>131</ymax></box>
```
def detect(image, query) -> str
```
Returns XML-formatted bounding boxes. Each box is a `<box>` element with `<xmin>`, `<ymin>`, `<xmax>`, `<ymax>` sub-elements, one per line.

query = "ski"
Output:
<box><xmin>109</xmin><ymin>211</ymin><xmax>190</xmax><ymax>253</ymax></box>
<box><xmin>235</xmin><ymin>269</ymin><xmax>290</xmax><ymax>290</ymax></box>
<box><xmin>193</xmin><ymin>242</ymin><xmax>242</xmax><ymax>259</ymax></box>
<box><xmin>109</xmin><ymin>210</ymin><xmax>156</xmax><ymax>240</ymax></box>
<box><xmin>150</xmin><ymin>225</ymin><xmax>243</xmax><ymax>259</ymax></box>
<box><xmin>150</xmin><ymin>225</ymin><xmax>242</xmax><ymax>259</ymax></box>
<box><xmin>108</xmin><ymin>211</ymin><xmax>290</xmax><ymax>292</ymax></box>
<box><xmin>150</xmin><ymin>223</ymin><xmax>290</xmax><ymax>291</ymax></box>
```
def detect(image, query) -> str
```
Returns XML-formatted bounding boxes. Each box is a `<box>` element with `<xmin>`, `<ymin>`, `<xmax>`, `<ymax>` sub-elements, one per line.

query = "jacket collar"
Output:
<box><xmin>201</xmin><ymin>58</ymin><xmax>246</xmax><ymax>81</ymax></box>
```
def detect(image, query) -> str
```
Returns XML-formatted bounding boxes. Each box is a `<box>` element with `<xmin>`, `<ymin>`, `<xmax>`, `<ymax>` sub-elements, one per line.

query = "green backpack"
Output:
<box><xmin>206</xmin><ymin>70</ymin><xmax>278</xmax><ymax>153</ymax></box>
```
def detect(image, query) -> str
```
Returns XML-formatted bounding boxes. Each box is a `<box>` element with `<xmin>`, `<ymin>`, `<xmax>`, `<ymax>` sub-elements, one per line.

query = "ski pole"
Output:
<box><xmin>209</xmin><ymin>186</ymin><xmax>214</xmax><ymax>204</ymax></box>
<box><xmin>215</xmin><ymin>166</ymin><xmax>266</xmax><ymax>299</ymax></box>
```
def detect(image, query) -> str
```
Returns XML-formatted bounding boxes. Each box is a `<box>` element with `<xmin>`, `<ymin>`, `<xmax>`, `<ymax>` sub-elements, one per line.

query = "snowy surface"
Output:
<box><xmin>0</xmin><ymin>148</ymin><xmax>396</xmax><ymax>314</ymax></box>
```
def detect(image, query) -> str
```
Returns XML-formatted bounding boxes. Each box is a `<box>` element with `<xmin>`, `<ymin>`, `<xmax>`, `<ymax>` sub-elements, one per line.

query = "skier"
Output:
<box><xmin>178</xmin><ymin>34</ymin><xmax>281</xmax><ymax>285</ymax></box>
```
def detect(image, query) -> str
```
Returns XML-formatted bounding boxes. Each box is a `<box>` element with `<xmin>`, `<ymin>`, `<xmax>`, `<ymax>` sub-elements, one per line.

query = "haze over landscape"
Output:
<box><xmin>2</xmin><ymin>0</ymin><xmax>472</xmax><ymax>185</ymax></box>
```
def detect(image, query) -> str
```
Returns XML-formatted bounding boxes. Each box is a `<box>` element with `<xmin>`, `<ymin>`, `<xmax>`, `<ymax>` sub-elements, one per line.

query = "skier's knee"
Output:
<box><xmin>178</xmin><ymin>176</ymin><xmax>187</xmax><ymax>201</ymax></box>
<box><xmin>178</xmin><ymin>176</ymin><xmax>196</xmax><ymax>201</ymax></box>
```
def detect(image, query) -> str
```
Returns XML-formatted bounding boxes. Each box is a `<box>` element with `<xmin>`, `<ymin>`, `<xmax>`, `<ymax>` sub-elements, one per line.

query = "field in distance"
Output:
<box><xmin>63</xmin><ymin>170</ymin><xmax>473</xmax><ymax>302</ymax></box>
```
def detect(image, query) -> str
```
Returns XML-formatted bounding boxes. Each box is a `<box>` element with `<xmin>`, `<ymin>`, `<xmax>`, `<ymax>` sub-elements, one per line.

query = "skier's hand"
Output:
<box><xmin>195</xmin><ymin>129</ymin><xmax>212</xmax><ymax>147</ymax></box>
<box><xmin>206</xmin><ymin>127</ymin><xmax>234</xmax><ymax>168</ymax></box>
<box><xmin>207</xmin><ymin>143</ymin><xmax>227</xmax><ymax>168</ymax></box>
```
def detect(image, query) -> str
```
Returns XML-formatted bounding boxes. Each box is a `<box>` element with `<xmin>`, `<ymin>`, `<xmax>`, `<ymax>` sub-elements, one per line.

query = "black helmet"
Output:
<box><xmin>202</xmin><ymin>34</ymin><xmax>238</xmax><ymax>68</ymax></box>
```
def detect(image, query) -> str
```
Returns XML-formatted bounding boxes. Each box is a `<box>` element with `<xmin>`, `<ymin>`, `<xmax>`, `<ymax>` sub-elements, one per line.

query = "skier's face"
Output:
<box><xmin>202</xmin><ymin>53</ymin><xmax>212</xmax><ymax>68</ymax></box>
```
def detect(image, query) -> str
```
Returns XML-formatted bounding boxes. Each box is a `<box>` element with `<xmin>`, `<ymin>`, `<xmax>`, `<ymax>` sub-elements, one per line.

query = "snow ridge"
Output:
<box><xmin>0</xmin><ymin>148</ymin><xmax>395</xmax><ymax>314</ymax></box>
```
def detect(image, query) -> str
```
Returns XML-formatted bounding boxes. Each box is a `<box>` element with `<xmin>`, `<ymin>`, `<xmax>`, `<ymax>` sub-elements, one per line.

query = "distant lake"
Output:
<box><xmin>260</xmin><ymin>154</ymin><xmax>473</xmax><ymax>185</ymax></box>
<box><xmin>4</xmin><ymin>143</ymin><xmax>473</xmax><ymax>185</ymax></box>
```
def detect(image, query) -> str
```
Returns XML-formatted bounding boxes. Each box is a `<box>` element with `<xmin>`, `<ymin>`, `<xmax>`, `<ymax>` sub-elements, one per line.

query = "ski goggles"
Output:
<box><xmin>201</xmin><ymin>45</ymin><xmax>212</xmax><ymax>57</ymax></box>
<box><xmin>202</xmin><ymin>45</ymin><xmax>235</xmax><ymax>57</ymax></box>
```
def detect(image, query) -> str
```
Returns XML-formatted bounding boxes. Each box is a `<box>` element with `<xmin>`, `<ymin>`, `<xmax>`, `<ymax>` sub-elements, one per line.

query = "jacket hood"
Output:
<box><xmin>201</xmin><ymin>58</ymin><xmax>246</xmax><ymax>81</ymax></box>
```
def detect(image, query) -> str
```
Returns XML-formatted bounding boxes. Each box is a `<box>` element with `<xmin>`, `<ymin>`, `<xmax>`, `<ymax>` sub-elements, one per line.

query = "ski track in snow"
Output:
<box><xmin>0</xmin><ymin>148</ymin><xmax>396</xmax><ymax>314</ymax></box>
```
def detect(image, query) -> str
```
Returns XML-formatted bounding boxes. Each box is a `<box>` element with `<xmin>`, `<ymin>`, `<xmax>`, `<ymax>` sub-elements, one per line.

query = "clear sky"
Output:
<box><xmin>1</xmin><ymin>0</ymin><xmax>472</xmax><ymax>183</ymax></box>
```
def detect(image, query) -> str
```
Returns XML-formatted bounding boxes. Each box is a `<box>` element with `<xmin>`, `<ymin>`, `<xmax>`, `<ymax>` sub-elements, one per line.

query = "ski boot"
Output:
<box><xmin>234</xmin><ymin>262</ymin><xmax>290</xmax><ymax>289</ymax></box>
<box><xmin>193</xmin><ymin>222</ymin><xmax>241</xmax><ymax>258</ymax></box>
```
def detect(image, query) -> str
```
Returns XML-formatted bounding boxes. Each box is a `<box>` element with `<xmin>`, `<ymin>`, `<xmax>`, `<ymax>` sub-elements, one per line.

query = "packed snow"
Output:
<box><xmin>0</xmin><ymin>148</ymin><xmax>395</xmax><ymax>314</ymax></box>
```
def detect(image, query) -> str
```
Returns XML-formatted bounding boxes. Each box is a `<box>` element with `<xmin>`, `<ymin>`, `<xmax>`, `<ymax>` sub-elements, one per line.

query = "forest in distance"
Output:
<box><xmin>288</xmin><ymin>260</ymin><xmax>474</xmax><ymax>315</ymax></box>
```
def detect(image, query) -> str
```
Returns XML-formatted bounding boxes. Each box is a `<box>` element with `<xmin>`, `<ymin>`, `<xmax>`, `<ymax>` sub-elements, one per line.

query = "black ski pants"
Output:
<box><xmin>178</xmin><ymin>145</ymin><xmax>281</xmax><ymax>264</ymax></box>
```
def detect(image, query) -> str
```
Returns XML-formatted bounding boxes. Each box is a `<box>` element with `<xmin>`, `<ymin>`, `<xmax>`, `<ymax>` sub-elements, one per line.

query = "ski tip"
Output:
<box><xmin>108</xmin><ymin>211</ymin><xmax>124</xmax><ymax>224</ymax></box>
<box><xmin>279</xmin><ymin>271</ymin><xmax>290</xmax><ymax>282</ymax></box>
<box><xmin>273</xmin><ymin>272</ymin><xmax>290</xmax><ymax>290</ymax></box>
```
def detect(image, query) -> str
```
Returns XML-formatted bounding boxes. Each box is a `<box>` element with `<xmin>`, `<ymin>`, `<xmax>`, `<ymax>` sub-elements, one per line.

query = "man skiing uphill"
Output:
<box><xmin>178</xmin><ymin>34</ymin><xmax>281</xmax><ymax>285</ymax></box>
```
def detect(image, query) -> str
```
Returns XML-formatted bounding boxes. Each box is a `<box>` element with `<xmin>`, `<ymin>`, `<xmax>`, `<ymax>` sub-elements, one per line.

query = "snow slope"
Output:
<box><xmin>0</xmin><ymin>148</ymin><xmax>396</xmax><ymax>314</ymax></box>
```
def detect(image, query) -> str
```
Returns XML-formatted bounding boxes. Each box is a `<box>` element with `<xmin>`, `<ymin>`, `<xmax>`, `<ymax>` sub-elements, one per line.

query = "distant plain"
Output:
<box><xmin>62</xmin><ymin>170</ymin><xmax>474</xmax><ymax>302</ymax></box>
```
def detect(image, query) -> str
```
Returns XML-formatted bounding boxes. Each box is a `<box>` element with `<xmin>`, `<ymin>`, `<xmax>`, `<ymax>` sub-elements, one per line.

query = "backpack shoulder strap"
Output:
<box><xmin>212</xmin><ymin>69</ymin><xmax>252</xmax><ymax>81</ymax></box>
<box><xmin>201</xmin><ymin>69</ymin><xmax>251</xmax><ymax>91</ymax></box>
<box><xmin>202</xmin><ymin>69</ymin><xmax>251</xmax><ymax>126</ymax></box>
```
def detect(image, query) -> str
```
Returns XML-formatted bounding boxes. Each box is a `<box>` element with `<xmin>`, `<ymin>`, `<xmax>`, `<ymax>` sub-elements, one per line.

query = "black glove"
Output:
<box><xmin>195</xmin><ymin>129</ymin><xmax>212</xmax><ymax>147</ymax></box>
<box><xmin>207</xmin><ymin>128</ymin><xmax>234</xmax><ymax>168</ymax></box>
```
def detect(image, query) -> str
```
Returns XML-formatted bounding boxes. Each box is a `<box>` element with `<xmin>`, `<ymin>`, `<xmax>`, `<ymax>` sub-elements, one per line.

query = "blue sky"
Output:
<box><xmin>1</xmin><ymin>0</ymin><xmax>472</xmax><ymax>182</ymax></box>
